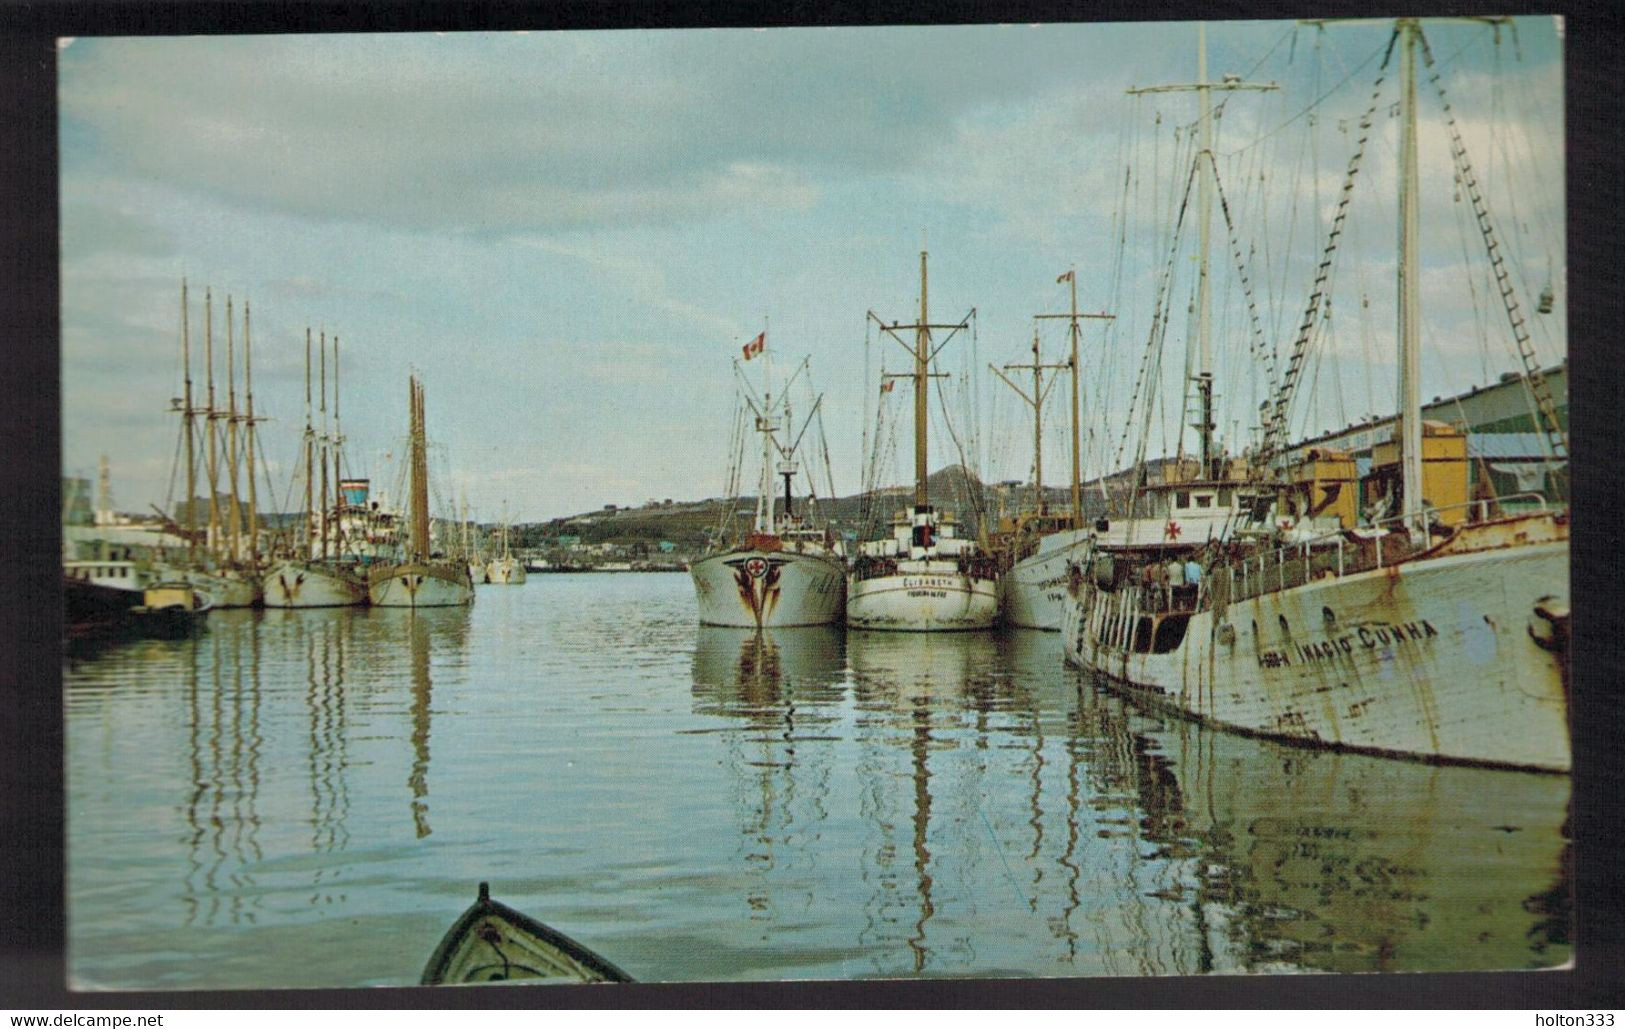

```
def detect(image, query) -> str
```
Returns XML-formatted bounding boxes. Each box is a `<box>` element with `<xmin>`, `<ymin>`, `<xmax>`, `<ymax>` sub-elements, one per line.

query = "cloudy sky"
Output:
<box><xmin>59</xmin><ymin>17</ymin><xmax>1565</xmax><ymax>523</ymax></box>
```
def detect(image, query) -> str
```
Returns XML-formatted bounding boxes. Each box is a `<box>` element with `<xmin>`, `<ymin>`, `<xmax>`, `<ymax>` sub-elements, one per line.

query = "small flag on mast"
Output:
<box><xmin>880</xmin><ymin>378</ymin><xmax>896</xmax><ymax>394</ymax></box>
<box><xmin>742</xmin><ymin>332</ymin><xmax>765</xmax><ymax>360</ymax></box>
<box><xmin>1057</xmin><ymin>269</ymin><xmax>1075</xmax><ymax>284</ymax></box>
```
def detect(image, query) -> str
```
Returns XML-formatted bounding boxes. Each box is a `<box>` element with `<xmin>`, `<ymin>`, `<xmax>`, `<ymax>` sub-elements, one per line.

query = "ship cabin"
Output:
<box><xmin>853</xmin><ymin>505</ymin><xmax>998</xmax><ymax>581</ymax></box>
<box><xmin>63</xmin><ymin>560</ymin><xmax>148</xmax><ymax>591</ymax></box>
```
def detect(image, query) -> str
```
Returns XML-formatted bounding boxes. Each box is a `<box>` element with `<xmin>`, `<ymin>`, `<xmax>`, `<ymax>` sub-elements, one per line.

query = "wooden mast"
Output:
<box><xmin>1066</xmin><ymin>274</ymin><xmax>1081</xmax><ymax>523</ymax></box>
<box><xmin>332</xmin><ymin>334</ymin><xmax>343</xmax><ymax>558</ymax></box>
<box><xmin>914</xmin><ymin>249</ymin><xmax>929</xmax><ymax>509</ymax></box>
<box><xmin>225</xmin><ymin>296</ymin><xmax>241</xmax><ymax>565</ymax></box>
<box><xmin>991</xmin><ymin>327</ymin><xmax>1067</xmax><ymax>518</ymax></box>
<box><xmin>1036</xmin><ymin>270</ymin><xmax>1114</xmax><ymax>529</ymax></box>
<box><xmin>180</xmin><ymin>279</ymin><xmax>197</xmax><ymax>559</ymax></box>
<box><xmin>204</xmin><ymin>288</ymin><xmax>221</xmax><ymax>559</ymax></box>
<box><xmin>304</xmin><ymin>328</ymin><xmax>314</xmax><ymax>559</ymax></box>
<box><xmin>1397</xmin><ymin>18</ymin><xmax>1424</xmax><ymax>533</ymax></box>
<box><xmin>244</xmin><ymin>300</ymin><xmax>259</xmax><ymax>567</ymax></box>
<box><xmin>868</xmin><ymin>249</ymin><xmax>966</xmax><ymax>519</ymax></box>
<box><xmin>319</xmin><ymin>331</ymin><xmax>330</xmax><ymax>561</ymax></box>
<box><xmin>1127</xmin><ymin>26</ymin><xmax>1275</xmax><ymax>480</ymax></box>
<box><xmin>410</xmin><ymin>376</ymin><xmax>430</xmax><ymax>561</ymax></box>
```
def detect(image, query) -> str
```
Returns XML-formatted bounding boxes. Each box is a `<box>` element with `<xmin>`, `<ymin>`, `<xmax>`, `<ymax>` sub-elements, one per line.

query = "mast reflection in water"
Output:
<box><xmin>66</xmin><ymin>574</ymin><xmax>1568</xmax><ymax>989</ymax></box>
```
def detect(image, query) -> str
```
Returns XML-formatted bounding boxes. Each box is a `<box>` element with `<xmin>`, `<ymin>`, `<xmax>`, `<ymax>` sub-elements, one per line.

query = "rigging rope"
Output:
<box><xmin>1419</xmin><ymin>27</ymin><xmax>1567</xmax><ymax>467</ymax></box>
<box><xmin>1260</xmin><ymin>26</ymin><xmax>1398</xmax><ymax>467</ymax></box>
<box><xmin>1209</xmin><ymin>155</ymin><xmax>1281</xmax><ymax>402</ymax></box>
<box><xmin>1108</xmin><ymin>155</ymin><xmax>1200</xmax><ymax>512</ymax></box>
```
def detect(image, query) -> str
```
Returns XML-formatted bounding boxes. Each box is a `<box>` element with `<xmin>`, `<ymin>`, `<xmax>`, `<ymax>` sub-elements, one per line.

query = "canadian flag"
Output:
<box><xmin>880</xmin><ymin>379</ymin><xmax>896</xmax><ymax>394</ymax></box>
<box><xmin>741</xmin><ymin>332</ymin><xmax>765</xmax><ymax>360</ymax></box>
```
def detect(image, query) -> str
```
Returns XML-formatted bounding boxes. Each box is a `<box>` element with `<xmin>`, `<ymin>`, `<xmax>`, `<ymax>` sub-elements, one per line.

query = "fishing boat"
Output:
<box><xmin>421</xmin><ymin>882</ymin><xmax>632</xmax><ymax>985</ymax></box>
<box><xmin>485</xmin><ymin>503</ymin><xmax>526</xmax><ymax>585</ymax></box>
<box><xmin>690</xmin><ymin>333</ymin><xmax>845</xmax><ymax>628</ymax></box>
<box><xmin>64</xmin><ymin>571</ymin><xmax>212</xmax><ymax>640</ymax></box>
<box><xmin>369</xmin><ymin>376</ymin><xmax>476</xmax><ymax>608</ymax></box>
<box><xmin>847</xmin><ymin>251</ymin><xmax>998</xmax><ymax>631</ymax></box>
<box><xmin>264</xmin><ymin>330</ymin><xmax>370</xmax><ymax>607</ymax></box>
<box><xmin>1061</xmin><ymin>18</ymin><xmax>1570</xmax><ymax>773</ymax></box>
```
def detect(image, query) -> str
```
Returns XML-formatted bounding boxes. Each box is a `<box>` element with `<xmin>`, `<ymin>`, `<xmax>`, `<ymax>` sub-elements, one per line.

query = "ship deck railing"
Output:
<box><xmin>1220</xmin><ymin>493</ymin><xmax>1549</xmax><ymax>606</ymax></box>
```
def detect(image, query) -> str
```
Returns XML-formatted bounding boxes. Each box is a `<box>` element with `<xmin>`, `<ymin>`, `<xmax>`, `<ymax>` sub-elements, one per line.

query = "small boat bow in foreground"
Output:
<box><xmin>421</xmin><ymin>882</ymin><xmax>632</xmax><ymax>986</ymax></box>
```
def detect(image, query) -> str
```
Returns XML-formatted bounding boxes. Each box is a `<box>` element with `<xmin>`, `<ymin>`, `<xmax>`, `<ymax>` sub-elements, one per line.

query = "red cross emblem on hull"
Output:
<box><xmin>1164</xmin><ymin>521</ymin><xmax>1182</xmax><ymax>540</ymax></box>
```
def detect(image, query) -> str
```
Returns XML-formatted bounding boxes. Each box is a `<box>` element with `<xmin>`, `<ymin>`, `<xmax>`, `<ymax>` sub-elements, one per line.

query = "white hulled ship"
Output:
<box><xmin>486</xmin><ymin>503</ymin><xmax>526</xmax><ymax>585</ymax></box>
<box><xmin>264</xmin><ymin>330</ymin><xmax>369</xmax><ymax>607</ymax></box>
<box><xmin>1060</xmin><ymin>19</ymin><xmax>1569</xmax><ymax>772</ymax></box>
<box><xmin>369</xmin><ymin>375</ymin><xmax>476</xmax><ymax>608</ymax></box>
<box><xmin>847</xmin><ymin>250</ymin><xmax>998</xmax><ymax>631</ymax></box>
<box><xmin>691</xmin><ymin>333</ymin><xmax>845</xmax><ymax>628</ymax></box>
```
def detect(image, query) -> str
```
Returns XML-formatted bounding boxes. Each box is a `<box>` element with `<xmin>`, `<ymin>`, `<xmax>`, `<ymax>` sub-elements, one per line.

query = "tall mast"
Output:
<box><xmin>225</xmin><ymin>296</ymin><xmax>241</xmax><ymax>565</ymax></box>
<box><xmin>319</xmin><ymin>330</ymin><xmax>330</xmax><ymax>560</ymax></box>
<box><xmin>204</xmin><ymin>288</ymin><xmax>220</xmax><ymax>558</ymax></box>
<box><xmin>244</xmin><ymin>300</ymin><xmax>258</xmax><ymax>567</ymax></box>
<box><xmin>1026</xmin><ymin>330</ymin><xmax>1047</xmax><ymax>514</ymax></box>
<box><xmin>755</xmin><ymin>331</ymin><xmax>774</xmax><ymax>534</ymax></box>
<box><xmin>869</xmin><ymin>249</ymin><xmax>965</xmax><ymax>514</ymax></box>
<box><xmin>1036</xmin><ymin>270</ymin><xmax>1114</xmax><ymax>528</ymax></box>
<box><xmin>914</xmin><ymin>249</ymin><xmax>930</xmax><ymax>509</ymax></box>
<box><xmin>1397</xmin><ymin>19</ymin><xmax>1424</xmax><ymax>531</ymax></box>
<box><xmin>991</xmin><ymin>327</ymin><xmax>1066</xmax><ymax>518</ymax></box>
<box><xmin>304</xmin><ymin>328</ymin><xmax>314</xmax><ymax>558</ymax></box>
<box><xmin>1127</xmin><ymin>23</ymin><xmax>1276</xmax><ymax>477</ymax></box>
<box><xmin>1068</xmin><ymin>273</ymin><xmax>1081</xmax><ymax>523</ymax></box>
<box><xmin>180</xmin><ymin>279</ymin><xmax>197</xmax><ymax>558</ymax></box>
<box><xmin>410</xmin><ymin>377</ymin><xmax>430</xmax><ymax>561</ymax></box>
<box><xmin>332</xmin><ymin>334</ymin><xmax>343</xmax><ymax>557</ymax></box>
<box><xmin>1196</xmin><ymin>22</ymin><xmax>1213</xmax><ymax>476</ymax></box>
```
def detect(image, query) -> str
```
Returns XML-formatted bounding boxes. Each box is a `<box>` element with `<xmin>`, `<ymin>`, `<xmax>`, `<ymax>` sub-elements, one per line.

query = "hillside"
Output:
<box><xmin>512</xmin><ymin>464</ymin><xmax>998</xmax><ymax>552</ymax></box>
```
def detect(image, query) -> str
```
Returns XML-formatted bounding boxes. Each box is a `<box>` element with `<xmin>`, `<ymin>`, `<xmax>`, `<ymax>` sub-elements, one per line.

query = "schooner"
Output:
<box><xmin>368</xmin><ymin>375</ymin><xmax>476</xmax><ymax>608</ymax></box>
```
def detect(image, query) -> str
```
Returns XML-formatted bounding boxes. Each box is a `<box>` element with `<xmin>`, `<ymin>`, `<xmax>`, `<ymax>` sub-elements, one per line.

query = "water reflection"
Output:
<box><xmin>182</xmin><ymin>616</ymin><xmax>266</xmax><ymax>927</ymax></box>
<box><xmin>66</xmin><ymin>575</ymin><xmax>1568</xmax><ymax>988</ymax></box>
<box><xmin>1072</xmin><ymin>671</ymin><xmax>1572</xmax><ymax>972</ymax></box>
<box><xmin>368</xmin><ymin>607</ymin><xmax>472</xmax><ymax>841</ymax></box>
<box><xmin>846</xmin><ymin>630</ymin><xmax>1003</xmax><ymax>975</ymax></box>
<box><xmin>691</xmin><ymin>625</ymin><xmax>845</xmax><ymax>928</ymax></box>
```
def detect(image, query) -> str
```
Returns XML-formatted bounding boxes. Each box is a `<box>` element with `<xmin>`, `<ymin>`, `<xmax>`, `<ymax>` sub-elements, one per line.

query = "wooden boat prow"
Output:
<box><xmin>421</xmin><ymin>882</ymin><xmax>632</xmax><ymax>986</ymax></box>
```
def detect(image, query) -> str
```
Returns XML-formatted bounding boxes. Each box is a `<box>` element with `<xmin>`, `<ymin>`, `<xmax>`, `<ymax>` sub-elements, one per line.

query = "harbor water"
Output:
<box><xmin>64</xmin><ymin>573</ymin><xmax>1571</xmax><ymax>990</ymax></box>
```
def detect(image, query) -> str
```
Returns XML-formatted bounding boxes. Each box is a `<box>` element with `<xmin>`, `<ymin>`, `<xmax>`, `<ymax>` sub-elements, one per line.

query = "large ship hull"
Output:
<box><xmin>846</xmin><ymin>563</ymin><xmax>998</xmax><ymax>631</ymax></box>
<box><xmin>690</xmin><ymin>549</ymin><xmax>845</xmax><ymax>628</ymax></box>
<box><xmin>262</xmin><ymin>560</ymin><xmax>369</xmax><ymax>608</ymax></box>
<box><xmin>1061</xmin><ymin>525</ymin><xmax>1569</xmax><ymax>772</ymax></box>
<box><xmin>999</xmin><ymin>529</ymin><xmax>1090</xmax><ymax>630</ymax></box>
<box><xmin>368</xmin><ymin>562</ymin><xmax>476</xmax><ymax>608</ymax></box>
<box><xmin>173</xmin><ymin>568</ymin><xmax>259</xmax><ymax>609</ymax></box>
<box><xmin>486</xmin><ymin>557</ymin><xmax>527</xmax><ymax>585</ymax></box>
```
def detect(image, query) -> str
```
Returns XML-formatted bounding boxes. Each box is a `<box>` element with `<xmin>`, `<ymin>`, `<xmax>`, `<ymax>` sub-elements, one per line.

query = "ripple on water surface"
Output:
<box><xmin>65</xmin><ymin>573</ymin><xmax>1571</xmax><ymax>989</ymax></box>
